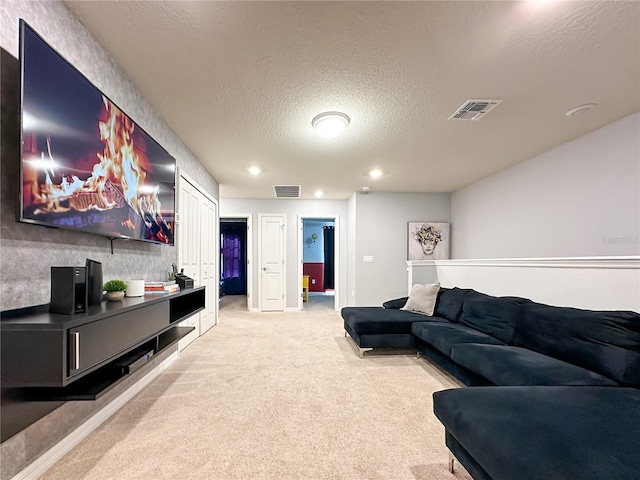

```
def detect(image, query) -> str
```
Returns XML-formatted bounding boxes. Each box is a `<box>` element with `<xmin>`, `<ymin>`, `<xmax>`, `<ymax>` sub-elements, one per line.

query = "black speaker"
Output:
<box><xmin>50</xmin><ymin>267</ymin><xmax>87</xmax><ymax>314</ymax></box>
<box><xmin>85</xmin><ymin>258</ymin><xmax>103</xmax><ymax>305</ymax></box>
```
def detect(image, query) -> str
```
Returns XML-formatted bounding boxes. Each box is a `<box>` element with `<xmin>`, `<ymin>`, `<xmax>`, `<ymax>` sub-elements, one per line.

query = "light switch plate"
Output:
<box><xmin>363</xmin><ymin>255</ymin><xmax>373</xmax><ymax>263</ymax></box>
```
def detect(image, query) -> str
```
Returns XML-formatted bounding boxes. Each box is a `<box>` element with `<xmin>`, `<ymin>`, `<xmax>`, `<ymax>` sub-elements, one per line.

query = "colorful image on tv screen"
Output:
<box><xmin>20</xmin><ymin>23</ymin><xmax>175</xmax><ymax>245</ymax></box>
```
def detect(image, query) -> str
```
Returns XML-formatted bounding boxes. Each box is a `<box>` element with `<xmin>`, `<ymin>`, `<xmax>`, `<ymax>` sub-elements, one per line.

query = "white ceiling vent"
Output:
<box><xmin>273</xmin><ymin>185</ymin><xmax>301</xmax><ymax>198</ymax></box>
<box><xmin>449</xmin><ymin>99</ymin><xmax>502</xmax><ymax>120</ymax></box>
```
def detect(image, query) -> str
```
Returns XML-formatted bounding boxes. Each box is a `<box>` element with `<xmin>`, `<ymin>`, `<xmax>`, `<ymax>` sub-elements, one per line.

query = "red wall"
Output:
<box><xmin>303</xmin><ymin>263</ymin><xmax>324</xmax><ymax>292</ymax></box>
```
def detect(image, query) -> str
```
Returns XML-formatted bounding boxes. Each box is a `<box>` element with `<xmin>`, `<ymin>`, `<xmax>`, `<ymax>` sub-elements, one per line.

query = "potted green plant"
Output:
<box><xmin>103</xmin><ymin>279</ymin><xmax>127</xmax><ymax>302</ymax></box>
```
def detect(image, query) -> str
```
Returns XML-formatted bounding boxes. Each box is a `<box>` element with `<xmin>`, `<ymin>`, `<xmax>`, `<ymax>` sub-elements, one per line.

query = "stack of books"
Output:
<box><xmin>144</xmin><ymin>281</ymin><xmax>180</xmax><ymax>295</ymax></box>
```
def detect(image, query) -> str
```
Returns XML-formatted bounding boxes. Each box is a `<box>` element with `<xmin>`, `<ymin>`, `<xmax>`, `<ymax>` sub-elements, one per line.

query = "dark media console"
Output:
<box><xmin>0</xmin><ymin>286</ymin><xmax>205</xmax><ymax>442</ymax></box>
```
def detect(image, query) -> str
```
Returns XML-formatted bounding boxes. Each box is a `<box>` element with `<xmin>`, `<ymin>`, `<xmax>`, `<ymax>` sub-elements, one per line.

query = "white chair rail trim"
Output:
<box><xmin>407</xmin><ymin>256</ymin><xmax>640</xmax><ymax>270</ymax></box>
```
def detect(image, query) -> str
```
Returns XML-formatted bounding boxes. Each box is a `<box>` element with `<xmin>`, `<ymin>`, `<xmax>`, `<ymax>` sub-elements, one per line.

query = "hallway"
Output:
<box><xmin>220</xmin><ymin>293</ymin><xmax>336</xmax><ymax>312</ymax></box>
<box><xmin>303</xmin><ymin>293</ymin><xmax>335</xmax><ymax>312</ymax></box>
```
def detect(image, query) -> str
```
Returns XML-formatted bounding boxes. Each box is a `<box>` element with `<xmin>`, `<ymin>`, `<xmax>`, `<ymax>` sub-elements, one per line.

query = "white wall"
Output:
<box><xmin>441</xmin><ymin>259</ymin><xmax>639</xmax><ymax>312</ymax></box>
<box><xmin>443</xmin><ymin>113</ymin><xmax>640</xmax><ymax>312</ymax></box>
<box><xmin>408</xmin><ymin>258</ymin><xmax>640</xmax><ymax>312</ymax></box>
<box><xmin>220</xmin><ymin>198</ymin><xmax>348</xmax><ymax>310</ymax></box>
<box><xmin>347</xmin><ymin>194</ymin><xmax>357</xmax><ymax>305</ymax></box>
<box><xmin>354</xmin><ymin>192</ymin><xmax>450</xmax><ymax>305</ymax></box>
<box><xmin>451</xmin><ymin>113</ymin><xmax>640</xmax><ymax>258</ymax></box>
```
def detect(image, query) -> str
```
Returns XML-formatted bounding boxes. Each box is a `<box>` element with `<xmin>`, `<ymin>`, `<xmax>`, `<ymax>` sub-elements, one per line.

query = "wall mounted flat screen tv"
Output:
<box><xmin>19</xmin><ymin>20</ymin><xmax>175</xmax><ymax>245</ymax></box>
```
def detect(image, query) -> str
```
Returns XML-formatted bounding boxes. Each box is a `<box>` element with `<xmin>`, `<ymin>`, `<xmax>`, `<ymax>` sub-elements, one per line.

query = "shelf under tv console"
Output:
<box><xmin>0</xmin><ymin>286</ymin><xmax>205</xmax><ymax>441</ymax></box>
<box><xmin>1</xmin><ymin>286</ymin><xmax>205</xmax><ymax>391</ymax></box>
<box><xmin>16</xmin><ymin>326</ymin><xmax>193</xmax><ymax>402</ymax></box>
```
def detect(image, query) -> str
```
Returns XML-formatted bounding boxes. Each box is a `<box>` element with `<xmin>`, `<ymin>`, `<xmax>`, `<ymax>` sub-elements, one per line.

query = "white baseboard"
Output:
<box><xmin>12</xmin><ymin>352</ymin><xmax>179</xmax><ymax>480</ymax></box>
<box><xmin>286</xmin><ymin>307</ymin><xmax>301</xmax><ymax>312</ymax></box>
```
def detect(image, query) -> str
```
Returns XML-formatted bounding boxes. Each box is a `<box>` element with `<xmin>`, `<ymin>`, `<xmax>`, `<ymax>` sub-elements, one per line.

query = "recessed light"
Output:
<box><xmin>369</xmin><ymin>169</ymin><xmax>383</xmax><ymax>179</ymax></box>
<box><xmin>312</xmin><ymin>111</ymin><xmax>350</xmax><ymax>138</ymax></box>
<box><xmin>565</xmin><ymin>103</ymin><xmax>597</xmax><ymax>117</ymax></box>
<box><xmin>248</xmin><ymin>166</ymin><xmax>261</xmax><ymax>175</ymax></box>
<box><xmin>314</xmin><ymin>190</ymin><xmax>324</xmax><ymax>198</ymax></box>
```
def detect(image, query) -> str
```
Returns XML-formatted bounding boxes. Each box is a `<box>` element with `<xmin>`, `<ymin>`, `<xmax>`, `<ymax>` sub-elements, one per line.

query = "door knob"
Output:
<box><xmin>263</xmin><ymin>267</ymin><xmax>267</xmax><ymax>271</ymax></box>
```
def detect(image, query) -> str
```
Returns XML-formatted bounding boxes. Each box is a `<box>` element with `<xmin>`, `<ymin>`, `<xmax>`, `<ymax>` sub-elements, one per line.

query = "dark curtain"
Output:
<box><xmin>323</xmin><ymin>226</ymin><xmax>335</xmax><ymax>289</ymax></box>
<box><xmin>221</xmin><ymin>234</ymin><xmax>241</xmax><ymax>279</ymax></box>
<box><xmin>220</xmin><ymin>222</ymin><xmax>247</xmax><ymax>295</ymax></box>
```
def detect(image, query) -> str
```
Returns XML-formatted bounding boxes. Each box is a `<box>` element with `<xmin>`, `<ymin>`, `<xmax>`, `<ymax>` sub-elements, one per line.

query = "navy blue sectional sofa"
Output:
<box><xmin>342</xmin><ymin>287</ymin><xmax>640</xmax><ymax>387</ymax></box>
<box><xmin>433</xmin><ymin>386</ymin><xmax>640</xmax><ymax>480</ymax></box>
<box><xmin>341</xmin><ymin>287</ymin><xmax>640</xmax><ymax>479</ymax></box>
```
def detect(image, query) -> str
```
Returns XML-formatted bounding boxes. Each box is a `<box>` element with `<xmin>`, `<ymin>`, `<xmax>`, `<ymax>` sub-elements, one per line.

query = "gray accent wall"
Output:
<box><xmin>0</xmin><ymin>1</ymin><xmax>218</xmax><ymax>311</ymax></box>
<box><xmin>451</xmin><ymin>113</ymin><xmax>640</xmax><ymax>259</ymax></box>
<box><xmin>0</xmin><ymin>2</ymin><xmax>218</xmax><ymax>475</ymax></box>
<box><xmin>353</xmin><ymin>192</ymin><xmax>450</xmax><ymax>306</ymax></box>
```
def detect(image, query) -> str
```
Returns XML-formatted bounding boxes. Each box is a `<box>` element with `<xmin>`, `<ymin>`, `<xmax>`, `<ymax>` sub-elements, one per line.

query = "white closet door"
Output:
<box><xmin>200</xmin><ymin>197</ymin><xmax>218</xmax><ymax>333</ymax></box>
<box><xmin>177</xmin><ymin>175</ymin><xmax>202</xmax><ymax>351</ymax></box>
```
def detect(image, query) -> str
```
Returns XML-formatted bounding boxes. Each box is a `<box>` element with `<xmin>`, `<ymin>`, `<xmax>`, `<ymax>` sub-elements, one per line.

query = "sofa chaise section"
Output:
<box><xmin>342</xmin><ymin>287</ymin><xmax>471</xmax><ymax>357</ymax></box>
<box><xmin>342</xmin><ymin>306</ymin><xmax>447</xmax><ymax>356</ymax></box>
<box><xmin>433</xmin><ymin>386</ymin><xmax>640</xmax><ymax>480</ymax></box>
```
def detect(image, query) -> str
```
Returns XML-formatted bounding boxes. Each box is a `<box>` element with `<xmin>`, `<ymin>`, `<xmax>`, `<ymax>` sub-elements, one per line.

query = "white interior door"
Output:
<box><xmin>200</xmin><ymin>197</ymin><xmax>218</xmax><ymax>333</ymax></box>
<box><xmin>260</xmin><ymin>214</ymin><xmax>285</xmax><ymax>311</ymax></box>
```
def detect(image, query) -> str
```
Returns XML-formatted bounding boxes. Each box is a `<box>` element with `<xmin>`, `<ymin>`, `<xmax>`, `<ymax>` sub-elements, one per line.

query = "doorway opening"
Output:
<box><xmin>220</xmin><ymin>215</ymin><xmax>251</xmax><ymax>312</ymax></box>
<box><xmin>298</xmin><ymin>215</ymin><xmax>339</xmax><ymax>311</ymax></box>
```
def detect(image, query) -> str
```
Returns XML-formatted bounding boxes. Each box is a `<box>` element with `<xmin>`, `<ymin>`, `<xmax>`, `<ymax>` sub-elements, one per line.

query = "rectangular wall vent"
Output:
<box><xmin>449</xmin><ymin>99</ymin><xmax>502</xmax><ymax>121</ymax></box>
<box><xmin>273</xmin><ymin>185</ymin><xmax>301</xmax><ymax>198</ymax></box>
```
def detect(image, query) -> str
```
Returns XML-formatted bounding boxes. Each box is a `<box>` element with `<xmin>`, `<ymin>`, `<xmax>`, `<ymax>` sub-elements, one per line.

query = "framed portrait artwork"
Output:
<box><xmin>407</xmin><ymin>222</ymin><xmax>450</xmax><ymax>260</ymax></box>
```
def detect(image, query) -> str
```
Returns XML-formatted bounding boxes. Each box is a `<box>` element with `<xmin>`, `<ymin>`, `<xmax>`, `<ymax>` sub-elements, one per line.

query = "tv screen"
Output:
<box><xmin>19</xmin><ymin>21</ymin><xmax>175</xmax><ymax>245</ymax></box>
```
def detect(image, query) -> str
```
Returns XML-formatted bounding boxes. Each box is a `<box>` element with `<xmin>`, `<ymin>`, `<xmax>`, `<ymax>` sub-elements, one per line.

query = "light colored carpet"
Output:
<box><xmin>303</xmin><ymin>294</ymin><xmax>336</xmax><ymax>311</ymax></box>
<box><xmin>40</xmin><ymin>303</ymin><xmax>471</xmax><ymax>480</ymax></box>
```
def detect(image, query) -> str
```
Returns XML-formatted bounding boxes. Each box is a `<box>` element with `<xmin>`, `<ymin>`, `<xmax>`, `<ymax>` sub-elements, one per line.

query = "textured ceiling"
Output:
<box><xmin>64</xmin><ymin>1</ymin><xmax>640</xmax><ymax>199</ymax></box>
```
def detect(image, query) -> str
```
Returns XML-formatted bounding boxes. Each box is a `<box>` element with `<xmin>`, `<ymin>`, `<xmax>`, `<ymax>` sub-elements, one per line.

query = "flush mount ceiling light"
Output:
<box><xmin>312</xmin><ymin>111</ymin><xmax>350</xmax><ymax>138</ymax></box>
<box><xmin>248</xmin><ymin>166</ymin><xmax>261</xmax><ymax>175</ymax></box>
<box><xmin>369</xmin><ymin>169</ymin><xmax>383</xmax><ymax>179</ymax></box>
<box><xmin>314</xmin><ymin>190</ymin><xmax>324</xmax><ymax>198</ymax></box>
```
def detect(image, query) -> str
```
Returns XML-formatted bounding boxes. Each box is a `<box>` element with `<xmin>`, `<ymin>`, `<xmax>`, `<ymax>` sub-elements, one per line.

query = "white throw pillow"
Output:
<box><xmin>401</xmin><ymin>283</ymin><xmax>441</xmax><ymax>316</ymax></box>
